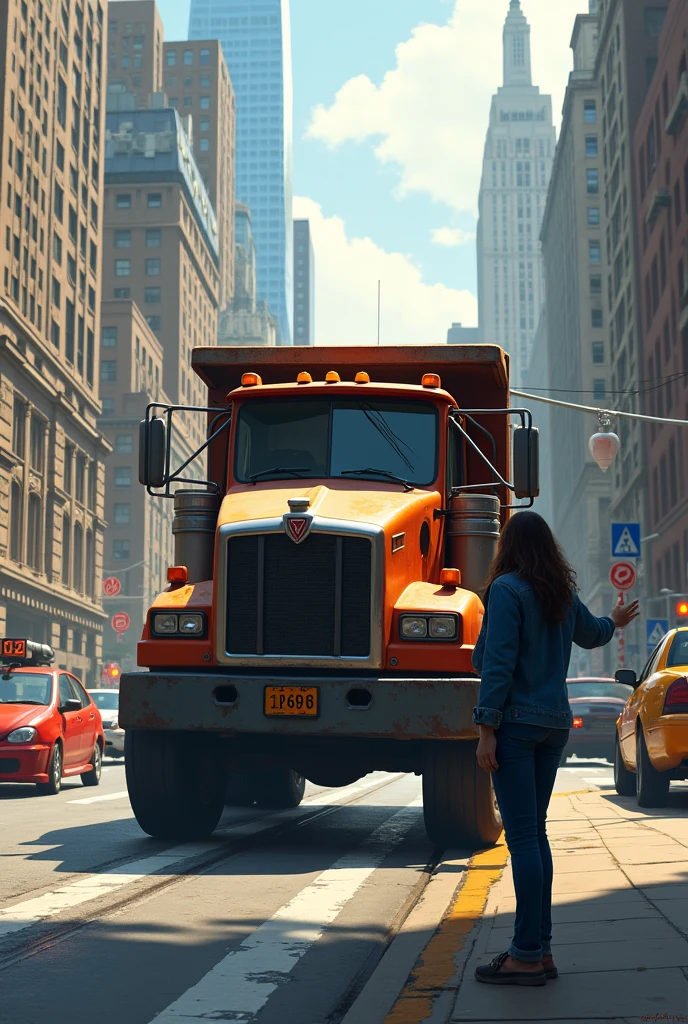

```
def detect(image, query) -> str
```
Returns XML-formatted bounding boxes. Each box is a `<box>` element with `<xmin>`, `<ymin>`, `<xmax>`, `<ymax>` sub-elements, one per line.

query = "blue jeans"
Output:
<box><xmin>491</xmin><ymin>722</ymin><xmax>569</xmax><ymax>963</ymax></box>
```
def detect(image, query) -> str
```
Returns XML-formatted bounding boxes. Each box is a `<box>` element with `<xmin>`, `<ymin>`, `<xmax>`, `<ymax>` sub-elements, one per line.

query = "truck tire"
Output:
<box><xmin>636</xmin><ymin>726</ymin><xmax>669</xmax><ymax>808</ymax></box>
<box><xmin>613</xmin><ymin>733</ymin><xmax>635</xmax><ymax>796</ymax></box>
<box><xmin>125</xmin><ymin>730</ymin><xmax>226</xmax><ymax>839</ymax></box>
<box><xmin>423</xmin><ymin>741</ymin><xmax>502</xmax><ymax>847</ymax></box>
<box><xmin>254</xmin><ymin>769</ymin><xmax>306</xmax><ymax>809</ymax></box>
<box><xmin>225</xmin><ymin>771</ymin><xmax>258</xmax><ymax>807</ymax></box>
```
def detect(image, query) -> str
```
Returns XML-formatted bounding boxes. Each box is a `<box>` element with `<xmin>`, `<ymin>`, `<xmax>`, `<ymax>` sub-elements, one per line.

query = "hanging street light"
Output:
<box><xmin>589</xmin><ymin>410</ymin><xmax>620</xmax><ymax>472</ymax></box>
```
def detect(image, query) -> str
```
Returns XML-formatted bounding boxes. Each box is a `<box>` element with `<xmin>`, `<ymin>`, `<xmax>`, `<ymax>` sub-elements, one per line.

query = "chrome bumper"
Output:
<box><xmin>119</xmin><ymin>672</ymin><xmax>480</xmax><ymax>741</ymax></box>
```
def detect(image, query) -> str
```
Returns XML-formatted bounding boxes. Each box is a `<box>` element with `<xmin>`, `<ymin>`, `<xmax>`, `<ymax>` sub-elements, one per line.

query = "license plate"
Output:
<box><xmin>264</xmin><ymin>686</ymin><xmax>319</xmax><ymax>717</ymax></box>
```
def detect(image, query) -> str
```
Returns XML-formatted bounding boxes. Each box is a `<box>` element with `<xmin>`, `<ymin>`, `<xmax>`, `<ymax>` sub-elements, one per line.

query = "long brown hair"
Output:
<box><xmin>485</xmin><ymin>511</ymin><xmax>577</xmax><ymax>623</ymax></box>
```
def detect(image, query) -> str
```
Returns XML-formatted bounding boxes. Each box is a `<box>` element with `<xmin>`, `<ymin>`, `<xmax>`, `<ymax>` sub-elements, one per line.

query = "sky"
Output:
<box><xmin>146</xmin><ymin>0</ymin><xmax>591</xmax><ymax>345</ymax></box>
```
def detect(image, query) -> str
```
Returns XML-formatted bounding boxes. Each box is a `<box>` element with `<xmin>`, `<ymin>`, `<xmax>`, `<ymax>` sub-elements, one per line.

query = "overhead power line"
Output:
<box><xmin>510</xmin><ymin>388</ymin><xmax>688</xmax><ymax>427</ymax></box>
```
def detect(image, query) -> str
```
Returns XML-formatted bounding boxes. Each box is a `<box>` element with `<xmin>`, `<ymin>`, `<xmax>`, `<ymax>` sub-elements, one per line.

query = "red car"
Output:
<box><xmin>561</xmin><ymin>676</ymin><xmax>636</xmax><ymax>764</ymax></box>
<box><xmin>0</xmin><ymin>639</ymin><xmax>104</xmax><ymax>794</ymax></box>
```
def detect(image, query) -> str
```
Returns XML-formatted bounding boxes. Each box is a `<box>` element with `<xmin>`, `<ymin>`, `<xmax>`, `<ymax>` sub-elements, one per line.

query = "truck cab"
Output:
<box><xmin>121</xmin><ymin>345</ymin><xmax>538</xmax><ymax>845</ymax></box>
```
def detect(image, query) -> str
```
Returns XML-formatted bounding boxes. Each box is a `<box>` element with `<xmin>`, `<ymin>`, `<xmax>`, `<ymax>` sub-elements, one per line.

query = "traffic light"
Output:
<box><xmin>677</xmin><ymin>600</ymin><xmax>688</xmax><ymax>618</ymax></box>
<box><xmin>103</xmin><ymin>662</ymin><xmax>121</xmax><ymax>682</ymax></box>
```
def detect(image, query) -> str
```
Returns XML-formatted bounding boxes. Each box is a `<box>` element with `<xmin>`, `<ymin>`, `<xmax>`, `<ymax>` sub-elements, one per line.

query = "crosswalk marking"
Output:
<box><xmin>148</xmin><ymin>799</ymin><xmax>423</xmax><ymax>1023</ymax></box>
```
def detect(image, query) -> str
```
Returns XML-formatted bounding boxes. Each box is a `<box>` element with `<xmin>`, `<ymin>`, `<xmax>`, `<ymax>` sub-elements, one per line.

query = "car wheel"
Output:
<box><xmin>613</xmin><ymin>733</ymin><xmax>635</xmax><ymax>796</ymax></box>
<box><xmin>81</xmin><ymin>742</ymin><xmax>102</xmax><ymax>786</ymax></box>
<box><xmin>36</xmin><ymin>743</ymin><xmax>62</xmax><ymax>796</ymax></box>
<box><xmin>636</xmin><ymin>727</ymin><xmax>669</xmax><ymax>808</ymax></box>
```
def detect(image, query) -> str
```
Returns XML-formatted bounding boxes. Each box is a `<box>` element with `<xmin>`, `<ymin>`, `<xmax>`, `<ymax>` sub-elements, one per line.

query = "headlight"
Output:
<box><xmin>400</xmin><ymin>617</ymin><xmax>428</xmax><ymax>639</ymax></box>
<box><xmin>153</xmin><ymin>613</ymin><xmax>179</xmax><ymax>634</ymax></box>
<box><xmin>7</xmin><ymin>726</ymin><xmax>37</xmax><ymax>743</ymax></box>
<box><xmin>429</xmin><ymin>616</ymin><xmax>458</xmax><ymax>639</ymax></box>
<box><xmin>179</xmin><ymin>613</ymin><xmax>204</xmax><ymax>635</ymax></box>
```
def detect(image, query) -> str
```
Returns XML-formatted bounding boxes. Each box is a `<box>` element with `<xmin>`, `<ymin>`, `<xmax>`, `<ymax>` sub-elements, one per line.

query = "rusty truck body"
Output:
<box><xmin>121</xmin><ymin>344</ymin><xmax>538</xmax><ymax>845</ymax></box>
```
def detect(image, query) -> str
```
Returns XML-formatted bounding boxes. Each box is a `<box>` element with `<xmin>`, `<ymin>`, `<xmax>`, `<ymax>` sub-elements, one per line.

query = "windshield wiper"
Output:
<box><xmin>0</xmin><ymin>700</ymin><xmax>46</xmax><ymax>705</ymax></box>
<box><xmin>357</xmin><ymin>402</ymin><xmax>415</xmax><ymax>473</ymax></box>
<box><xmin>340</xmin><ymin>468</ymin><xmax>414</xmax><ymax>492</ymax></box>
<box><xmin>248</xmin><ymin>466</ymin><xmax>310</xmax><ymax>482</ymax></box>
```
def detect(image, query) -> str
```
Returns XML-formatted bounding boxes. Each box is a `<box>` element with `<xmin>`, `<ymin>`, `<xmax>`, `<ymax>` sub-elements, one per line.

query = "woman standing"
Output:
<box><xmin>472</xmin><ymin>512</ymin><xmax>638</xmax><ymax>987</ymax></box>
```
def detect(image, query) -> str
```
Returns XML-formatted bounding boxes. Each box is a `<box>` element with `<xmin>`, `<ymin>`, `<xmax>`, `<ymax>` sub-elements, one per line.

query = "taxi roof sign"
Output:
<box><xmin>1</xmin><ymin>639</ymin><xmax>55</xmax><ymax>666</ymax></box>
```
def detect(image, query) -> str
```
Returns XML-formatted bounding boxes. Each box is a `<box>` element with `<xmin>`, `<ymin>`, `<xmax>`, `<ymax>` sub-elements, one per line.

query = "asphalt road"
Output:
<box><xmin>0</xmin><ymin>754</ymin><xmax>634</xmax><ymax>1024</ymax></box>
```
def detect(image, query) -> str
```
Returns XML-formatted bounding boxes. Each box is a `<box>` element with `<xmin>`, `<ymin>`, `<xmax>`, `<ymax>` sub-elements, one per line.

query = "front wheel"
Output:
<box><xmin>81</xmin><ymin>742</ymin><xmax>102</xmax><ymax>786</ymax></box>
<box><xmin>125</xmin><ymin>730</ymin><xmax>226</xmax><ymax>839</ymax></box>
<box><xmin>423</xmin><ymin>741</ymin><xmax>502</xmax><ymax>847</ymax></box>
<box><xmin>613</xmin><ymin>733</ymin><xmax>635</xmax><ymax>796</ymax></box>
<box><xmin>636</xmin><ymin>727</ymin><xmax>669</xmax><ymax>808</ymax></box>
<box><xmin>254</xmin><ymin>769</ymin><xmax>306</xmax><ymax>809</ymax></box>
<box><xmin>36</xmin><ymin>743</ymin><xmax>62</xmax><ymax>796</ymax></box>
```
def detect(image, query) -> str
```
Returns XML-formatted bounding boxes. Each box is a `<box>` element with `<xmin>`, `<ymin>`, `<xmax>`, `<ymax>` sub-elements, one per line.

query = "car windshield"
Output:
<box><xmin>90</xmin><ymin>690</ymin><xmax>120</xmax><ymax>711</ymax></box>
<box><xmin>566</xmin><ymin>681</ymin><xmax>633</xmax><ymax>700</ymax></box>
<box><xmin>0</xmin><ymin>672</ymin><xmax>53</xmax><ymax>705</ymax></box>
<box><xmin>666</xmin><ymin>637</ymin><xmax>688</xmax><ymax>668</ymax></box>
<box><xmin>235</xmin><ymin>398</ymin><xmax>438</xmax><ymax>487</ymax></box>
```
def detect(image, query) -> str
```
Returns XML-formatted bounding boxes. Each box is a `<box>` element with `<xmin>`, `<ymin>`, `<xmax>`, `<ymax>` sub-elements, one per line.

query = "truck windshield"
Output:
<box><xmin>235</xmin><ymin>398</ymin><xmax>438</xmax><ymax>487</ymax></box>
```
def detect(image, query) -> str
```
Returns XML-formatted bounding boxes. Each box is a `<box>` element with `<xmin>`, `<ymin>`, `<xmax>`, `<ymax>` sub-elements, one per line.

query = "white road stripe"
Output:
<box><xmin>0</xmin><ymin>773</ymin><xmax>411</xmax><ymax>940</ymax></box>
<box><xmin>581</xmin><ymin>777</ymin><xmax>614</xmax><ymax>785</ymax></box>
<box><xmin>148</xmin><ymin>798</ymin><xmax>423</xmax><ymax>1023</ymax></box>
<box><xmin>67</xmin><ymin>790</ymin><xmax>130</xmax><ymax>805</ymax></box>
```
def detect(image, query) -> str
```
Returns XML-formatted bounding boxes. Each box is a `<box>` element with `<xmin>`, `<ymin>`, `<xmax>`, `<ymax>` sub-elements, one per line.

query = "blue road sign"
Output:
<box><xmin>647</xmin><ymin>619</ymin><xmax>669</xmax><ymax>653</ymax></box>
<box><xmin>611</xmin><ymin>522</ymin><xmax>641</xmax><ymax>559</ymax></box>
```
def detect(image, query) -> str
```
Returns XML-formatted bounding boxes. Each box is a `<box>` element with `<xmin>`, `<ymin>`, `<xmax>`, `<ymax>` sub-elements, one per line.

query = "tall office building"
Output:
<box><xmin>0</xmin><ymin>0</ymin><xmax>110</xmax><ymax>685</ymax></box>
<box><xmin>476</xmin><ymin>0</ymin><xmax>556</xmax><ymax>387</ymax></box>
<box><xmin>219</xmin><ymin>202</ymin><xmax>278</xmax><ymax>346</ymax></box>
<box><xmin>188</xmin><ymin>0</ymin><xmax>294</xmax><ymax>345</ymax></box>
<box><xmin>293</xmin><ymin>219</ymin><xmax>315</xmax><ymax>345</ymax></box>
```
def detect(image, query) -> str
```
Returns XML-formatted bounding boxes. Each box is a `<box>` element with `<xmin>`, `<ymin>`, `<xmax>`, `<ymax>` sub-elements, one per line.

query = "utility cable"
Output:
<box><xmin>510</xmin><ymin>388</ymin><xmax>688</xmax><ymax>427</ymax></box>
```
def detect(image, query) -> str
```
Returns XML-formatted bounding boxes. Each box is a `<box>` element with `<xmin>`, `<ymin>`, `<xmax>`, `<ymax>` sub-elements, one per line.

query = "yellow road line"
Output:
<box><xmin>382</xmin><ymin>838</ymin><xmax>509</xmax><ymax>1024</ymax></box>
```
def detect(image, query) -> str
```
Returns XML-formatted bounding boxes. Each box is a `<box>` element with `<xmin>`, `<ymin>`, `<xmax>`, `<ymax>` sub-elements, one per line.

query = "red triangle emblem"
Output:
<box><xmin>288</xmin><ymin>518</ymin><xmax>308</xmax><ymax>541</ymax></box>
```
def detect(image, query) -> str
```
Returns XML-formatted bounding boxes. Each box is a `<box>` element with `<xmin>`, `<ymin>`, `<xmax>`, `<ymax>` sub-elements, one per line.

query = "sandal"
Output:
<box><xmin>475</xmin><ymin>951</ymin><xmax>546</xmax><ymax>986</ymax></box>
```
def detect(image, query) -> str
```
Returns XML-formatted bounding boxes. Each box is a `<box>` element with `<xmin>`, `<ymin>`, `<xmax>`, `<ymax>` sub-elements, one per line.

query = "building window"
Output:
<box><xmin>585</xmin><ymin>135</ymin><xmax>598</xmax><ymax>157</ymax></box>
<box><xmin>113</xmin><ymin>539</ymin><xmax>130</xmax><ymax>561</ymax></box>
<box><xmin>115</xmin><ymin>259</ymin><xmax>130</xmax><ymax>277</ymax></box>
<box><xmin>584</xmin><ymin>99</ymin><xmax>596</xmax><ymax>123</ymax></box>
<box><xmin>200</xmin><ymin>48</ymin><xmax>211</xmax><ymax>65</ymax></box>
<box><xmin>145</xmin><ymin>286</ymin><xmax>161</xmax><ymax>303</ymax></box>
<box><xmin>593</xmin><ymin>379</ymin><xmax>606</xmax><ymax>400</ymax></box>
<box><xmin>166</xmin><ymin>50</ymin><xmax>176</xmax><ymax>66</ymax></box>
<box><xmin>591</xmin><ymin>309</ymin><xmax>603</xmax><ymax>328</ymax></box>
<box><xmin>200</xmin><ymin>75</ymin><xmax>211</xmax><ymax>87</ymax></box>
<box><xmin>589</xmin><ymin>241</ymin><xmax>601</xmax><ymax>263</ymax></box>
<box><xmin>115</xmin><ymin>434</ymin><xmax>133</xmax><ymax>454</ymax></box>
<box><xmin>26</xmin><ymin>493</ymin><xmax>42</xmax><ymax>571</ymax></box>
<box><xmin>592</xmin><ymin>342</ymin><xmax>604</xmax><ymax>364</ymax></box>
<box><xmin>102</xmin><ymin>326</ymin><xmax>118</xmax><ymax>347</ymax></box>
<box><xmin>184</xmin><ymin>49</ymin><xmax>193</xmax><ymax>65</ymax></box>
<box><xmin>100</xmin><ymin>360</ymin><xmax>117</xmax><ymax>382</ymax></box>
<box><xmin>113</xmin><ymin>503</ymin><xmax>131</xmax><ymax>525</ymax></box>
<box><xmin>590</xmin><ymin>274</ymin><xmax>602</xmax><ymax>294</ymax></box>
<box><xmin>114</xmin><ymin>287</ymin><xmax>130</xmax><ymax>299</ymax></box>
<box><xmin>183</xmin><ymin>96</ymin><xmax>193</xmax><ymax>108</ymax></box>
<box><xmin>199</xmin><ymin>138</ymin><xmax>209</xmax><ymax>152</ymax></box>
<box><xmin>586</xmin><ymin>169</ymin><xmax>599</xmax><ymax>194</ymax></box>
<box><xmin>146</xmin><ymin>229</ymin><xmax>161</xmax><ymax>247</ymax></box>
<box><xmin>133</xmin><ymin>35</ymin><xmax>144</xmax><ymax>49</ymax></box>
<box><xmin>587</xmin><ymin>207</ymin><xmax>600</xmax><ymax>226</ymax></box>
<box><xmin>644</xmin><ymin>7</ymin><xmax>667</xmax><ymax>37</ymax></box>
<box><xmin>200</xmin><ymin>96</ymin><xmax>210</xmax><ymax>110</ymax></box>
<box><xmin>200</xmin><ymin>118</ymin><xmax>209</xmax><ymax>132</ymax></box>
<box><xmin>512</xmin><ymin>35</ymin><xmax>525</xmax><ymax>67</ymax></box>
<box><xmin>146</xmin><ymin>315</ymin><xmax>161</xmax><ymax>331</ymax></box>
<box><xmin>54</xmin><ymin>184</ymin><xmax>64</xmax><ymax>221</ymax></box>
<box><xmin>10</xmin><ymin>482</ymin><xmax>22</xmax><ymax>562</ymax></box>
<box><xmin>147</xmin><ymin>193</ymin><xmax>162</xmax><ymax>208</ymax></box>
<box><xmin>116</xmin><ymin>193</ymin><xmax>131</xmax><ymax>209</ymax></box>
<box><xmin>101</xmin><ymin>398</ymin><xmax>115</xmax><ymax>416</ymax></box>
<box><xmin>114</xmin><ymin>229</ymin><xmax>131</xmax><ymax>248</ymax></box>
<box><xmin>114</xmin><ymin>467</ymin><xmax>131</xmax><ymax>487</ymax></box>
<box><xmin>145</xmin><ymin>258</ymin><xmax>160</xmax><ymax>276</ymax></box>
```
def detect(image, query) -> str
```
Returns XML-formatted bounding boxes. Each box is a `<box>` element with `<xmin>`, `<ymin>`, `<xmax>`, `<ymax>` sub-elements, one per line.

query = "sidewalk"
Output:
<box><xmin>451</xmin><ymin>786</ymin><xmax>688</xmax><ymax>1023</ymax></box>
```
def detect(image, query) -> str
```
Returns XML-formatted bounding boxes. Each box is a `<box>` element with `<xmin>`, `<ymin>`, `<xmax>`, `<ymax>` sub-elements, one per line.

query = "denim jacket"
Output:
<box><xmin>472</xmin><ymin>572</ymin><xmax>616</xmax><ymax>730</ymax></box>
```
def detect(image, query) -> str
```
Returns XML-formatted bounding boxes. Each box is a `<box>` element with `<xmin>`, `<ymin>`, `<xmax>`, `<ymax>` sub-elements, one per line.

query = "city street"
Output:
<box><xmin>2</xmin><ymin>757</ymin><xmax>686</xmax><ymax>1024</ymax></box>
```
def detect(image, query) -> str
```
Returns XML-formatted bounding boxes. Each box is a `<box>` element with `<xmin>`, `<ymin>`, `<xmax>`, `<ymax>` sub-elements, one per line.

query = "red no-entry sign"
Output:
<box><xmin>111</xmin><ymin>612</ymin><xmax>131</xmax><ymax>634</ymax></box>
<box><xmin>610</xmin><ymin>562</ymin><xmax>636</xmax><ymax>591</ymax></box>
<box><xmin>103</xmin><ymin>576</ymin><xmax>121</xmax><ymax>597</ymax></box>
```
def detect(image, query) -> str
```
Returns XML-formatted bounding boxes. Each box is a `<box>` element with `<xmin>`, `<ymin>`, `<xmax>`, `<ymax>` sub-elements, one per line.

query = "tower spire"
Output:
<box><xmin>503</xmin><ymin>0</ymin><xmax>532</xmax><ymax>88</ymax></box>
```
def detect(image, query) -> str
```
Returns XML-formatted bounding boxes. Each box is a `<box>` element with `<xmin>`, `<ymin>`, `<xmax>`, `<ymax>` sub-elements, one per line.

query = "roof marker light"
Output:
<box><xmin>167</xmin><ymin>566</ymin><xmax>189</xmax><ymax>585</ymax></box>
<box><xmin>355</xmin><ymin>371</ymin><xmax>370</xmax><ymax>384</ymax></box>
<box><xmin>422</xmin><ymin>373</ymin><xmax>441</xmax><ymax>389</ymax></box>
<box><xmin>297</xmin><ymin>372</ymin><xmax>312</xmax><ymax>384</ymax></box>
<box><xmin>440</xmin><ymin>568</ymin><xmax>461</xmax><ymax>588</ymax></box>
<box><xmin>325</xmin><ymin>370</ymin><xmax>341</xmax><ymax>383</ymax></box>
<box><xmin>241</xmin><ymin>372</ymin><xmax>262</xmax><ymax>387</ymax></box>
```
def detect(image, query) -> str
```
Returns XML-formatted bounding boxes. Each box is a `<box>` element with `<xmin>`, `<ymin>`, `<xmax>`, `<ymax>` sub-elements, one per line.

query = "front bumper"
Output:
<box><xmin>0</xmin><ymin>744</ymin><xmax>51</xmax><ymax>783</ymax></box>
<box><xmin>119</xmin><ymin>672</ymin><xmax>480</xmax><ymax>741</ymax></box>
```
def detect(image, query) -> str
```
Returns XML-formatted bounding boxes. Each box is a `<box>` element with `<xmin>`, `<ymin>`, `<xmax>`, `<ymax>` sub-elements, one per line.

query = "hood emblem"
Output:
<box><xmin>284</xmin><ymin>497</ymin><xmax>313</xmax><ymax>545</ymax></box>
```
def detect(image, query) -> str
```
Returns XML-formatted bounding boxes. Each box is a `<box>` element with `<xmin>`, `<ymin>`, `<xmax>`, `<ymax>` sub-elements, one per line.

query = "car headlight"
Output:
<box><xmin>400</xmin><ymin>617</ymin><xmax>428</xmax><ymax>639</ymax></box>
<box><xmin>153</xmin><ymin>612</ymin><xmax>179</xmax><ymax>634</ymax></box>
<box><xmin>179</xmin><ymin>613</ymin><xmax>204</xmax><ymax>635</ymax></box>
<box><xmin>429</xmin><ymin>616</ymin><xmax>458</xmax><ymax>639</ymax></box>
<box><xmin>7</xmin><ymin>726</ymin><xmax>37</xmax><ymax>743</ymax></box>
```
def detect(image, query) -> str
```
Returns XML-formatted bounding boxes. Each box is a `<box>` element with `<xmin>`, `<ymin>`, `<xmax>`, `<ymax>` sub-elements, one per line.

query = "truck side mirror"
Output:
<box><xmin>139</xmin><ymin>417</ymin><xmax>166</xmax><ymax>488</ymax></box>
<box><xmin>513</xmin><ymin>426</ymin><xmax>540</xmax><ymax>499</ymax></box>
<box><xmin>615</xmin><ymin>668</ymin><xmax>637</xmax><ymax>687</ymax></box>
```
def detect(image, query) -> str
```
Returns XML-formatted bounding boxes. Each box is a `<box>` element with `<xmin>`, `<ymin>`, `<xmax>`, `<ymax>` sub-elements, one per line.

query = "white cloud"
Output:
<box><xmin>306</xmin><ymin>0</ymin><xmax>589</xmax><ymax>214</ymax></box>
<box><xmin>293</xmin><ymin>196</ymin><xmax>477</xmax><ymax>346</ymax></box>
<box><xmin>431</xmin><ymin>227</ymin><xmax>476</xmax><ymax>247</ymax></box>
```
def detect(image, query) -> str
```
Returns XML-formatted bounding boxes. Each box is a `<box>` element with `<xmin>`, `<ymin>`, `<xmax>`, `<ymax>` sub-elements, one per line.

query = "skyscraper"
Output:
<box><xmin>476</xmin><ymin>0</ymin><xmax>556</xmax><ymax>386</ymax></box>
<box><xmin>188</xmin><ymin>0</ymin><xmax>293</xmax><ymax>345</ymax></box>
<box><xmin>293</xmin><ymin>219</ymin><xmax>315</xmax><ymax>345</ymax></box>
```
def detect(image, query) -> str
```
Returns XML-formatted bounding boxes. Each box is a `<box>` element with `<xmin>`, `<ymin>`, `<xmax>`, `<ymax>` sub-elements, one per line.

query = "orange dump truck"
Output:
<box><xmin>121</xmin><ymin>344</ymin><xmax>538</xmax><ymax>845</ymax></box>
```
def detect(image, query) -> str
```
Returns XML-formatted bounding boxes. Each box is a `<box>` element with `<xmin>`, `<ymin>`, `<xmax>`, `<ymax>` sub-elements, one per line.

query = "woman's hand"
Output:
<box><xmin>476</xmin><ymin>725</ymin><xmax>499</xmax><ymax>773</ymax></box>
<box><xmin>610</xmin><ymin>598</ymin><xmax>640</xmax><ymax>629</ymax></box>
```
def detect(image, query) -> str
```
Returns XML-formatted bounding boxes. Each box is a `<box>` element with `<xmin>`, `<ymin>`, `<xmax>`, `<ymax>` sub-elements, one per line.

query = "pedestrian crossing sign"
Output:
<box><xmin>647</xmin><ymin>619</ymin><xmax>668</xmax><ymax>653</ymax></box>
<box><xmin>611</xmin><ymin>523</ymin><xmax>641</xmax><ymax>559</ymax></box>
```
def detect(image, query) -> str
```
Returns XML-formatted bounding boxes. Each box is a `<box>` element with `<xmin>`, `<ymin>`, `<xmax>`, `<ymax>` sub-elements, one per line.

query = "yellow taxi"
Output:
<box><xmin>614</xmin><ymin>626</ymin><xmax>688</xmax><ymax>806</ymax></box>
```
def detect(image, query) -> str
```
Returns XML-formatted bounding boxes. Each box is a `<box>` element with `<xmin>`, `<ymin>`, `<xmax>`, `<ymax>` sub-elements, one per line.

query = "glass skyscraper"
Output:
<box><xmin>188</xmin><ymin>0</ymin><xmax>293</xmax><ymax>344</ymax></box>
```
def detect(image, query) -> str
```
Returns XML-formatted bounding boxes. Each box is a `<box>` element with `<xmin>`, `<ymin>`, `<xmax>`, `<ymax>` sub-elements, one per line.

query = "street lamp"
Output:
<box><xmin>589</xmin><ymin>411</ymin><xmax>620</xmax><ymax>472</ymax></box>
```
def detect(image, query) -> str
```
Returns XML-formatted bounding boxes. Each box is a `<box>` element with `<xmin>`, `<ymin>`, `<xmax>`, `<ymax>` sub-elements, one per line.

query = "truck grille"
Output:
<box><xmin>226</xmin><ymin>533</ymin><xmax>372</xmax><ymax>657</ymax></box>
